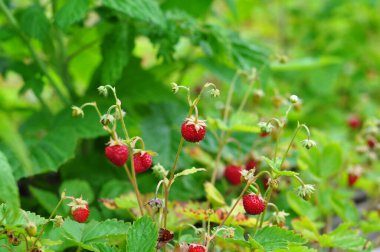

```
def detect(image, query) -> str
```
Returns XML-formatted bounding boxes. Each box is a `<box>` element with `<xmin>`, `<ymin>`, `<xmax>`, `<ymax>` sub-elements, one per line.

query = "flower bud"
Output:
<box><xmin>296</xmin><ymin>184</ymin><xmax>315</xmax><ymax>200</ymax></box>
<box><xmin>53</xmin><ymin>215</ymin><xmax>64</xmax><ymax>227</ymax></box>
<box><xmin>289</xmin><ymin>95</ymin><xmax>300</xmax><ymax>104</ymax></box>
<box><xmin>209</xmin><ymin>88</ymin><xmax>220</xmax><ymax>98</ymax></box>
<box><xmin>97</xmin><ymin>86</ymin><xmax>108</xmax><ymax>96</ymax></box>
<box><xmin>25</xmin><ymin>222</ymin><xmax>37</xmax><ymax>237</ymax></box>
<box><xmin>271</xmin><ymin>210</ymin><xmax>289</xmax><ymax>226</ymax></box>
<box><xmin>301</xmin><ymin>139</ymin><xmax>317</xmax><ymax>149</ymax></box>
<box><xmin>258</xmin><ymin>122</ymin><xmax>274</xmax><ymax>134</ymax></box>
<box><xmin>100</xmin><ymin>114</ymin><xmax>115</xmax><ymax>126</ymax></box>
<box><xmin>152</xmin><ymin>163</ymin><xmax>168</xmax><ymax>179</ymax></box>
<box><xmin>171</xmin><ymin>83</ymin><xmax>179</xmax><ymax>94</ymax></box>
<box><xmin>71</xmin><ymin>106</ymin><xmax>84</xmax><ymax>117</ymax></box>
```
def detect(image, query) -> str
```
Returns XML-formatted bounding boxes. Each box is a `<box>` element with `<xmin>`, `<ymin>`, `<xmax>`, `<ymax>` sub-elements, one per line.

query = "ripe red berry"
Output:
<box><xmin>133</xmin><ymin>152</ymin><xmax>153</xmax><ymax>173</ymax></box>
<box><xmin>348</xmin><ymin>173</ymin><xmax>359</xmax><ymax>187</ymax></box>
<box><xmin>347</xmin><ymin>115</ymin><xmax>361</xmax><ymax>129</ymax></box>
<box><xmin>245</xmin><ymin>158</ymin><xmax>258</xmax><ymax>171</ymax></box>
<box><xmin>105</xmin><ymin>144</ymin><xmax>129</xmax><ymax>167</ymax></box>
<box><xmin>224</xmin><ymin>165</ymin><xmax>242</xmax><ymax>185</ymax></box>
<box><xmin>181</xmin><ymin>117</ymin><xmax>206</xmax><ymax>143</ymax></box>
<box><xmin>188</xmin><ymin>243</ymin><xmax>206</xmax><ymax>252</ymax></box>
<box><xmin>367</xmin><ymin>137</ymin><xmax>376</xmax><ymax>149</ymax></box>
<box><xmin>71</xmin><ymin>204</ymin><xmax>90</xmax><ymax>223</ymax></box>
<box><xmin>260</xmin><ymin>132</ymin><xmax>269</xmax><ymax>137</ymax></box>
<box><xmin>243</xmin><ymin>194</ymin><xmax>266</xmax><ymax>215</ymax></box>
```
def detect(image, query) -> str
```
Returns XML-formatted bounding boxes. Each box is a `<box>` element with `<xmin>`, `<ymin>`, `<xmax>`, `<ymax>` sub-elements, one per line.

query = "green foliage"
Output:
<box><xmin>0</xmin><ymin>152</ymin><xmax>19</xmax><ymax>213</ymax></box>
<box><xmin>55</xmin><ymin>0</ymin><xmax>89</xmax><ymax>29</ymax></box>
<box><xmin>126</xmin><ymin>216</ymin><xmax>157</xmax><ymax>252</ymax></box>
<box><xmin>319</xmin><ymin>224</ymin><xmax>367</xmax><ymax>251</ymax></box>
<box><xmin>61</xmin><ymin>219</ymin><xmax>130</xmax><ymax>251</ymax></box>
<box><xmin>250</xmin><ymin>226</ymin><xmax>306</xmax><ymax>251</ymax></box>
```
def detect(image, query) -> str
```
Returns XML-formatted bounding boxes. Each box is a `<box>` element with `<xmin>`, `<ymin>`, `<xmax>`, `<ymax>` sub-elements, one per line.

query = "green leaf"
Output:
<box><xmin>0</xmin><ymin>203</ymin><xmax>47</xmax><ymax>226</ymax></box>
<box><xmin>55</xmin><ymin>0</ymin><xmax>89</xmax><ymax>28</ymax></box>
<box><xmin>100</xmin><ymin>23</ymin><xmax>132</xmax><ymax>83</ymax></box>
<box><xmin>273</xmin><ymin>170</ymin><xmax>299</xmax><ymax>177</ymax></box>
<box><xmin>291</xmin><ymin>217</ymin><xmax>321</xmax><ymax>242</ymax></box>
<box><xmin>250</xmin><ymin>226</ymin><xmax>306</xmax><ymax>251</ymax></box>
<box><xmin>286</xmin><ymin>191</ymin><xmax>320</xmax><ymax>221</ymax></box>
<box><xmin>19</xmin><ymin>5</ymin><xmax>50</xmax><ymax>41</ymax></box>
<box><xmin>320</xmin><ymin>143</ymin><xmax>343</xmax><ymax>178</ymax></box>
<box><xmin>102</xmin><ymin>0</ymin><xmax>165</xmax><ymax>28</ymax></box>
<box><xmin>126</xmin><ymin>216</ymin><xmax>157</xmax><ymax>252</ymax></box>
<box><xmin>0</xmin><ymin>152</ymin><xmax>20</xmax><ymax>212</ymax></box>
<box><xmin>229</xmin><ymin>111</ymin><xmax>259</xmax><ymax>133</ymax></box>
<box><xmin>215</xmin><ymin>225</ymin><xmax>250</xmax><ymax>247</ymax></box>
<box><xmin>0</xmin><ymin>112</ymin><xmax>34</xmax><ymax>176</ymax></box>
<box><xmin>161</xmin><ymin>0</ymin><xmax>213</xmax><ymax>18</ymax></box>
<box><xmin>319</xmin><ymin>224</ymin><xmax>367</xmax><ymax>251</ymax></box>
<box><xmin>230</xmin><ymin>35</ymin><xmax>269</xmax><ymax>70</ymax></box>
<box><xmin>59</xmin><ymin>179</ymin><xmax>95</xmax><ymax>204</ymax></box>
<box><xmin>62</xmin><ymin>218</ymin><xmax>130</xmax><ymax>250</ymax></box>
<box><xmin>204</xmin><ymin>182</ymin><xmax>226</xmax><ymax>207</ymax></box>
<box><xmin>262</xmin><ymin>156</ymin><xmax>281</xmax><ymax>171</ymax></box>
<box><xmin>271</xmin><ymin>57</ymin><xmax>341</xmax><ymax>72</ymax></box>
<box><xmin>141</xmin><ymin>103</ymin><xmax>188</xmax><ymax>168</ymax></box>
<box><xmin>274</xmin><ymin>245</ymin><xmax>318</xmax><ymax>252</ymax></box>
<box><xmin>0</xmin><ymin>108</ymin><xmax>106</xmax><ymax>179</ymax></box>
<box><xmin>173</xmin><ymin>167</ymin><xmax>206</xmax><ymax>183</ymax></box>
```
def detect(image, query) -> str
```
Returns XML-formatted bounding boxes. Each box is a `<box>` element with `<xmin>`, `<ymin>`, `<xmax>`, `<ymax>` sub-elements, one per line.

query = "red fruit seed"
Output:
<box><xmin>188</xmin><ymin>243</ymin><xmax>206</xmax><ymax>252</ymax></box>
<box><xmin>181</xmin><ymin>123</ymin><xmax>206</xmax><ymax>143</ymax></box>
<box><xmin>243</xmin><ymin>194</ymin><xmax>266</xmax><ymax>215</ymax></box>
<box><xmin>133</xmin><ymin>153</ymin><xmax>153</xmax><ymax>173</ymax></box>
<box><xmin>105</xmin><ymin>144</ymin><xmax>129</xmax><ymax>167</ymax></box>
<box><xmin>224</xmin><ymin>165</ymin><xmax>243</xmax><ymax>185</ymax></box>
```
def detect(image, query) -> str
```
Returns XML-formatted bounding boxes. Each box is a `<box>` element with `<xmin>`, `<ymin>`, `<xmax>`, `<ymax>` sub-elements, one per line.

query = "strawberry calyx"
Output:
<box><xmin>67</xmin><ymin>197</ymin><xmax>88</xmax><ymax>212</ymax></box>
<box><xmin>184</xmin><ymin>116</ymin><xmax>207</xmax><ymax>133</ymax></box>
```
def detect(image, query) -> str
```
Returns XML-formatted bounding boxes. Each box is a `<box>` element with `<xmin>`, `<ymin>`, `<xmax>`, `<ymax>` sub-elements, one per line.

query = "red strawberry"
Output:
<box><xmin>105</xmin><ymin>144</ymin><xmax>129</xmax><ymax>167</ymax></box>
<box><xmin>260</xmin><ymin>132</ymin><xmax>269</xmax><ymax>137</ymax></box>
<box><xmin>243</xmin><ymin>193</ymin><xmax>266</xmax><ymax>215</ymax></box>
<box><xmin>181</xmin><ymin>116</ymin><xmax>206</xmax><ymax>143</ymax></box>
<box><xmin>68</xmin><ymin>198</ymin><xmax>90</xmax><ymax>223</ymax></box>
<box><xmin>188</xmin><ymin>243</ymin><xmax>206</xmax><ymax>252</ymax></box>
<box><xmin>224</xmin><ymin>165</ymin><xmax>242</xmax><ymax>185</ymax></box>
<box><xmin>72</xmin><ymin>204</ymin><xmax>89</xmax><ymax>223</ymax></box>
<box><xmin>347</xmin><ymin>115</ymin><xmax>361</xmax><ymax>129</ymax></box>
<box><xmin>367</xmin><ymin>137</ymin><xmax>376</xmax><ymax>149</ymax></box>
<box><xmin>348</xmin><ymin>173</ymin><xmax>359</xmax><ymax>187</ymax></box>
<box><xmin>133</xmin><ymin>152</ymin><xmax>153</xmax><ymax>173</ymax></box>
<box><xmin>245</xmin><ymin>158</ymin><xmax>258</xmax><ymax>171</ymax></box>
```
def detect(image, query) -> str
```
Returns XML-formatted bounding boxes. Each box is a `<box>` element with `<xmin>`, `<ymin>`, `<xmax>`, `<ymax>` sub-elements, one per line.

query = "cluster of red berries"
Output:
<box><xmin>224</xmin><ymin>157</ymin><xmax>260</xmax><ymax>185</ymax></box>
<box><xmin>105</xmin><ymin>116</ymin><xmax>207</xmax><ymax>172</ymax></box>
<box><xmin>105</xmin><ymin>144</ymin><xmax>153</xmax><ymax>173</ymax></box>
